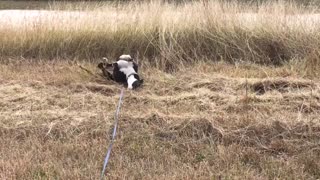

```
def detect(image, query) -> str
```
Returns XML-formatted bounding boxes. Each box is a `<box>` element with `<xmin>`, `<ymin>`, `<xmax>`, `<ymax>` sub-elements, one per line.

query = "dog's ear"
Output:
<box><xmin>140</xmin><ymin>79</ymin><xmax>144</xmax><ymax>84</ymax></box>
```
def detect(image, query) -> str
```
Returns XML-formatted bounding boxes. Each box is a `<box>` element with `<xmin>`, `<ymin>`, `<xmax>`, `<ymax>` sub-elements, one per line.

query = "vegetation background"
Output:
<box><xmin>0</xmin><ymin>0</ymin><xmax>319</xmax><ymax>179</ymax></box>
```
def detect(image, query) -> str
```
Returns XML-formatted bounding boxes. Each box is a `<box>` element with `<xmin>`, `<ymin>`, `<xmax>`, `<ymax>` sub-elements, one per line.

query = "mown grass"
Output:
<box><xmin>0</xmin><ymin>60</ymin><xmax>319</xmax><ymax>179</ymax></box>
<box><xmin>1</xmin><ymin>1</ymin><xmax>320</xmax><ymax>71</ymax></box>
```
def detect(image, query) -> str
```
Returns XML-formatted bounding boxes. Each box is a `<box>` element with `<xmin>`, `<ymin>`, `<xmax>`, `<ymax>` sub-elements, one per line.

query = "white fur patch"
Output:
<box><xmin>119</xmin><ymin>54</ymin><xmax>132</xmax><ymax>61</ymax></box>
<box><xmin>116</xmin><ymin>55</ymin><xmax>138</xmax><ymax>89</ymax></box>
<box><xmin>117</xmin><ymin>60</ymin><xmax>136</xmax><ymax>78</ymax></box>
<box><xmin>116</xmin><ymin>60</ymin><xmax>129</xmax><ymax>69</ymax></box>
<box><xmin>120</xmin><ymin>67</ymin><xmax>136</xmax><ymax>77</ymax></box>
<box><xmin>127</xmin><ymin>75</ymin><xmax>137</xmax><ymax>89</ymax></box>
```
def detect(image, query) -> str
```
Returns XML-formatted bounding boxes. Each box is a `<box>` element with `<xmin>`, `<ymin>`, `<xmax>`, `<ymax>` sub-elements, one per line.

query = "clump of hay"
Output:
<box><xmin>170</xmin><ymin>118</ymin><xmax>223</xmax><ymax>141</ymax></box>
<box><xmin>223</xmin><ymin>120</ymin><xmax>320</xmax><ymax>155</ymax></box>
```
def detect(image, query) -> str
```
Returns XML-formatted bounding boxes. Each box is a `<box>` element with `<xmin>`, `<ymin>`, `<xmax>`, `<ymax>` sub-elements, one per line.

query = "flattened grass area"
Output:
<box><xmin>0</xmin><ymin>60</ymin><xmax>319</xmax><ymax>179</ymax></box>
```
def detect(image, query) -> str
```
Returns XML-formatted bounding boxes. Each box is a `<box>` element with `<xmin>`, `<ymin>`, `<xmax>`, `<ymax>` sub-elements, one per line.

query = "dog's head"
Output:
<box><xmin>98</xmin><ymin>59</ymin><xmax>115</xmax><ymax>80</ymax></box>
<box><xmin>98</xmin><ymin>57</ymin><xmax>110</xmax><ymax>69</ymax></box>
<box><xmin>98</xmin><ymin>61</ymin><xmax>113</xmax><ymax>70</ymax></box>
<box><xmin>132</xmin><ymin>79</ymin><xmax>144</xmax><ymax>89</ymax></box>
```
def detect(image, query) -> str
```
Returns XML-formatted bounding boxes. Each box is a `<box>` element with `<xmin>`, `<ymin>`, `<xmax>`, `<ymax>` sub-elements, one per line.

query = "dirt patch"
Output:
<box><xmin>248</xmin><ymin>79</ymin><xmax>314</xmax><ymax>95</ymax></box>
<box><xmin>191</xmin><ymin>79</ymin><xmax>227</xmax><ymax>92</ymax></box>
<box><xmin>72</xmin><ymin>83</ymin><xmax>116</xmax><ymax>96</ymax></box>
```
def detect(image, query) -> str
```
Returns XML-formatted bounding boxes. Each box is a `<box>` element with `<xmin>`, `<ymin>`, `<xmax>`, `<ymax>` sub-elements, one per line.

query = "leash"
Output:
<box><xmin>100</xmin><ymin>87</ymin><xmax>125</xmax><ymax>180</ymax></box>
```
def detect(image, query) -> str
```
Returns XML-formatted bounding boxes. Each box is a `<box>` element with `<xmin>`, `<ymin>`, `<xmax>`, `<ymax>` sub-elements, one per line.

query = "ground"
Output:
<box><xmin>0</xmin><ymin>60</ymin><xmax>319</xmax><ymax>179</ymax></box>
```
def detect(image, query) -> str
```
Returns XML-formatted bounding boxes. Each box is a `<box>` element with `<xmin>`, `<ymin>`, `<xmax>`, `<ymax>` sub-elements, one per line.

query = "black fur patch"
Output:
<box><xmin>112</xmin><ymin>63</ymin><xmax>127</xmax><ymax>83</ymax></box>
<box><xmin>132</xmin><ymin>79</ymin><xmax>143</xmax><ymax>89</ymax></box>
<box><xmin>133</xmin><ymin>74</ymin><xmax>140</xmax><ymax>80</ymax></box>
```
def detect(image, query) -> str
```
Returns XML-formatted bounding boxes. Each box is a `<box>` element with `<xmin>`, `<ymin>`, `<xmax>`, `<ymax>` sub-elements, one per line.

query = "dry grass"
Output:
<box><xmin>0</xmin><ymin>60</ymin><xmax>319</xmax><ymax>179</ymax></box>
<box><xmin>1</xmin><ymin>0</ymin><xmax>320</xmax><ymax>71</ymax></box>
<box><xmin>1</xmin><ymin>1</ymin><xmax>320</xmax><ymax>179</ymax></box>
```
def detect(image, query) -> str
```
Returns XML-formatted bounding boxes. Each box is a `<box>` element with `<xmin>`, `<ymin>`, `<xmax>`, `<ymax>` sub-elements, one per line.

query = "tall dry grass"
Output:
<box><xmin>0</xmin><ymin>0</ymin><xmax>320</xmax><ymax>70</ymax></box>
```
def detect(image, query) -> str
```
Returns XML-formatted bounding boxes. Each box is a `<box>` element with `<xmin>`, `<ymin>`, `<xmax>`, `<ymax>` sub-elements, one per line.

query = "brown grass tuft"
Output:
<box><xmin>247</xmin><ymin>78</ymin><xmax>315</xmax><ymax>94</ymax></box>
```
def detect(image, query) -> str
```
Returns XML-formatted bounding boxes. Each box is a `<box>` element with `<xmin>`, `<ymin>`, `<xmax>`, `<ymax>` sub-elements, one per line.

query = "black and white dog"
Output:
<box><xmin>98</xmin><ymin>55</ymin><xmax>143</xmax><ymax>90</ymax></box>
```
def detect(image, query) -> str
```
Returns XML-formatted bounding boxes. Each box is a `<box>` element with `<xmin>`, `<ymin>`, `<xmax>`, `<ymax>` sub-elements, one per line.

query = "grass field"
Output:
<box><xmin>0</xmin><ymin>1</ymin><xmax>320</xmax><ymax>179</ymax></box>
